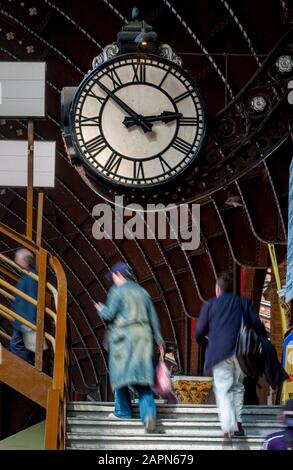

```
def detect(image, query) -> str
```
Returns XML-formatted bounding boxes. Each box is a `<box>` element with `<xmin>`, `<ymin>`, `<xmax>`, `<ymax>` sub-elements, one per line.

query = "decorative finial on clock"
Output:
<box><xmin>132</xmin><ymin>6</ymin><xmax>139</xmax><ymax>21</ymax></box>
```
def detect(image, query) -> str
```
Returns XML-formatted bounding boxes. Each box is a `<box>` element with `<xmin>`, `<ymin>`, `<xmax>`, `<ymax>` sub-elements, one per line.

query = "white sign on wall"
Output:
<box><xmin>286</xmin><ymin>158</ymin><xmax>293</xmax><ymax>303</ymax></box>
<box><xmin>0</xmin><ymin>62</ymin><xmax>46</xmax><ymax>118</ymax></box>
<box><xmin>0</xmin><ymin>140</ymin><xmax>55</xmax><ymax>187</ymax></box>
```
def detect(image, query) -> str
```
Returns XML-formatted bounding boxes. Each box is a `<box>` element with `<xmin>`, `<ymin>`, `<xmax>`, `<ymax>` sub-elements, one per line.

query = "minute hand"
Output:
<box><xmin>95</xmin><ymin>79</ymin><xmax>152</xmax><ymax>133</ymax></box>
<box><xmin>123</xmin><ymin>111</ymin><xmax>183</xmax><ymax>129</ymax></box>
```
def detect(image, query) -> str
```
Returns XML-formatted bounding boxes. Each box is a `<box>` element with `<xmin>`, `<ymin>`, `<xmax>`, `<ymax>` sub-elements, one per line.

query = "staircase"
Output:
<box><xmin>66</xmin><ymin>402</ymin><xmax>283</xmax><ymax>450</ymax></box>
<box><xmin>0</xmin><ymin>221</ymin><xmax>69</xmax><ymax>449</ymax></box>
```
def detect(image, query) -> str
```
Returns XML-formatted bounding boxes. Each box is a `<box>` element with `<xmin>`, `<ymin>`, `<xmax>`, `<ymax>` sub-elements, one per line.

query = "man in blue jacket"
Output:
<box><xmin>195</xmin><ymin>273</ymin><xmax>267</xmax><ymax>439</ymax></box>
<box><xmin>9</xmin><ymin>248</ymin><xmax>37</xmax><ymax>365</ymax></box>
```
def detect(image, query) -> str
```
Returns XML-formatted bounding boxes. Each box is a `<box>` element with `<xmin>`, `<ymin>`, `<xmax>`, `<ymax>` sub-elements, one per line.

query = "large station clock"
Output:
<box><xmin>68</xmin><ymin>52</ymin><xmax>206</xmax><ymax>188</ymax></box>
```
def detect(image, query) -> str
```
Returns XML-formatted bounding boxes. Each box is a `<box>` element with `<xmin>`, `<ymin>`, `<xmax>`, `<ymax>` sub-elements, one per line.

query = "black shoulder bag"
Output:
<box><xmin>235</xmin><ymin>299</ymin><xmax>264</xmax><ymax>378</ymax></box>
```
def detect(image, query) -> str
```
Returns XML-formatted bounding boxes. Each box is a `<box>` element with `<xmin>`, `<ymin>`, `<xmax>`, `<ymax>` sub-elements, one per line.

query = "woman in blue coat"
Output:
<box><xmin>95</xmin><ymin>262</ymin><xmax>165</xmax><ymax>432</ymax></box>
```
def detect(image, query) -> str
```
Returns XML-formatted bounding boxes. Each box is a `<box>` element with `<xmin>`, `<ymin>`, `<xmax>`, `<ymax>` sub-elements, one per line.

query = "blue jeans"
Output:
<box><xmin>114</xmin><ymin>385</ymin><xmax>156</xmax><ymax>422</ymax></box>
<box><xmin>9</xmin><ymin>329</ymin><xmax>35</xmax><ymax>365</ymax></box>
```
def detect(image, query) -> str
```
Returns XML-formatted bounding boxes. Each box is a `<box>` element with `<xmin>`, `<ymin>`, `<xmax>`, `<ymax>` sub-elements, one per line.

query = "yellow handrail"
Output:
<box><xmin>0</xmin><ymin>264</ymin><xmax>18</xmax><ymax>282</ymax></box>
<box><xmin>45</xmin><ymin>254</ymin><xmax>68</xmax><ymax>450</ymax></box>
<box><xmin>0</xmin><ymin>287</ymin><xmax>56</xmax><ymax>323</ymax></box>
<box><xmin>268</xmin><ymin>243</ymin><xmax>288</xmax><ymax>337</ymax></box>
<box><xmin>0</xmin><ymin>287</ymin><xmax>13</xmax><ymax>301</ymax></box>
<box><xmin>0</xmin><ymin>278</ymin><xmax>57</xmax><ymax>322</ymax></box>
<box><xmin>0</xmin><ymin>329</ymin><xmax>11</xmax><ymax>341</ymax></box>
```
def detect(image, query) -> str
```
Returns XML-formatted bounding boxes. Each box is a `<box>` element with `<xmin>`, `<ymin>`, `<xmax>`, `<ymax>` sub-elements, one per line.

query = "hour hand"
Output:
<box><xmin>123</xmin><ymin>111</ymin><xmax>183</xmax><ymax>129</ymax></box>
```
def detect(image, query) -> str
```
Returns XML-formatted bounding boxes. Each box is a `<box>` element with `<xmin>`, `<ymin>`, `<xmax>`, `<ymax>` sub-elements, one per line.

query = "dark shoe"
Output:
<box><xmin>234</xmin><ymin>422</ymin><xmax>245</xmax><ymax>437</ymax></box>
<box><xmin>144</xmin><ymin>417</ymin><xmax>156</xmax><ymax>433</ymax></box>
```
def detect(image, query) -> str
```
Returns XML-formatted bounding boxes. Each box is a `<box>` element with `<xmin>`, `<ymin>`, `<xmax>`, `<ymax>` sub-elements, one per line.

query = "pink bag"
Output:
<box><xmin>153</xmin><ymin>354</ymin><xmax>172</xmax><ymax>397</ymax></box>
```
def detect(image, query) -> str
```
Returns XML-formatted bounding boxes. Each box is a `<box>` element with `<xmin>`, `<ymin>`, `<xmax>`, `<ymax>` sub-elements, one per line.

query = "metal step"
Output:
<box><xmin>66</xmin><ymin>434</ymin><xmax>265</xmax><ymax>450</ymax></box>
<box><xmin>66</xmin><ymin>402</ymin><xmax>280</xmax><ymax>450</ymax></box>
<box><xmin>67</xmin><ymin>403</ymin><xmax>282</xmax><ymax>422</ymax></box>
<box><xmin>66</xmin><ymin>418</ymin><xmax>282</xmax><ymax>437</ymax></box>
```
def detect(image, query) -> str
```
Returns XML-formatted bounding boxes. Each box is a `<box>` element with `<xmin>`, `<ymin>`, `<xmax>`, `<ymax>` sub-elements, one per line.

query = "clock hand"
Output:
<box><xmin>123</xmin><ymin>111</ymin><xmax>183</xmax><ymax>129</ymax></box>
<box><xmin>95</xmin><ymin>79</ymin><xmax>152</xmax><ymax>133</ymax></box>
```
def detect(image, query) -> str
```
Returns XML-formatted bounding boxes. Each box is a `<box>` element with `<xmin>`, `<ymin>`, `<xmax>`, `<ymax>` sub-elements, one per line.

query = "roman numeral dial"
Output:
<box><xmin>104</xmin><ymin>152</ymin><xmax>122</xmax><ymax>174</ymax></box>
<box><xmin>71</xmin><ymin>54</ymin><xmax>206</xmax><ymax>188</ymax></box>
<box><xmin>79</xmin><ymin>116</ymin><xmax>100</xmax><ymax>126</ymax></box>
<box><xmin>83</xmin><ymin>135</ymin><xmax>107</xmax><ymax>156</ymax></box>
<box><xmin>132</xmin><ymin>62</ymin><xmax>146</xmax><ymax>83</ymax></box>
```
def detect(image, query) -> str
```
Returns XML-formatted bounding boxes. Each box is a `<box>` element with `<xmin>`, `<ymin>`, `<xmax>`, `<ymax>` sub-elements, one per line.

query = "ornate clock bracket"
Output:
<box><xmin>91</xmin><ymin>7</ymin><xmax>182</xmax><ymax>70</ymax></box>
<box><xmin>92</xmin><ymin>42</ymin><xmax>182</xmax><ymax>69</ymax></box>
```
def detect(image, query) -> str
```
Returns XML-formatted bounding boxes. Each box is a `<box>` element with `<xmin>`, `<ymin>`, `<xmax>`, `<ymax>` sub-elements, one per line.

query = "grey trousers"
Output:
<box><xmin>212</xmin><ymin>355</ymin><xmax>245</xmax><ymax>434</ymax></box>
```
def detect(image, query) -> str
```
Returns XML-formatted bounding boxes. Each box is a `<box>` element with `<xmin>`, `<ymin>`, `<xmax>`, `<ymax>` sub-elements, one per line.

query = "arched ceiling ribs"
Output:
<box><xmin>56</xmin><ymin>178</ymin><xmax>179</xmax><ymax>353</ymax></box>
<box><xmin>187</xmin><ymin>207</ymin><xmax>218</xmax><ymax>300</ymax></box>
<box><xmin>115</xmin><ymin>228</ymin><xmax>181</xmax><ymax>363</ymax></box>
<box><xmin>8</xmin><ymin>187</ymin><xmax>109</xmax><ymax>320</ymax></box>
<box><xmin>70</xmin><ymin>346</ymin><xmax>92</xmax><ymax>391</ymax></box>
<box><xmin>279</xmin><ymin>0</ymin><xmax>290</xmax><ymax>18</ymax></box>
<box><xmin>95</xmin><ymin>204</ymin><xmax>182</xmax><ymax>362</ymax></box>
<box><xmin>132</xmin><ymin>211</ymin><xmax>194</xmax><ymax>322</ymax></box>
<box><xmin>199</xmin><ymin>207</ymin><xmax>219</xmax><ymax>281</ymax></box>
<box><xmin>219</xmin><ymin>0</ymin><xmax>262</xmax><ymax>66</ymax></box>
<box><xmin>235</xmin><ymin>165</ymin><xmax>287</xmax><ymax>245</ymax></box>
<box><xmin>211</xmin><ymin>196</ymin><xmax>269</xmax><ymax>269</ymax></box>
<box><xmin>184</xmin><ymin>204</ymin><xmax>223</xmax><ymax>300</ymax></box>
<box><xmin>41</xmin><ymin>0</ymin><xmax>103</xmax><ymax>49</ymax></box>
<box><xmin>57</xmin><ymin>182</ymin><xmax>181</xmax><ymax>361</ymax></box>
<box><xmin>100</xmin><ymin>0</ymin><xmax>127</xmax><ymax>22</ymax></box>
<box><xmin>235</xmin><ymin>179</ymin><xmax>279</xmax><ymax>245</ymax></box>
<box><xmin>20</xmin><ymin>187</ymin><xmax>181</xmax><ymax>371</ymax></box>
<box><xmin>0</xmin><ymin>7</ymin><xmax>85</xmax><ymax>75</ymax></box>
<box><xmin>0</xmin><ymin>198</ymin><xmax>102</xmax><ymax>387</ymax></box>
<box><xmin>165</xmin><ymin>211</ymin><xmax>207</xmax><ymax>305</ymax></box>
<box><xmin>263</xmin><ymin>160</ymin><xmax>288</xmax><ymax>238</ymax></box>
<box><xmin>161</xmin><ymin>0</ymin><xmax>235</xmax><ymax>100</ymax></box>
<box><xmin>129</xmin><ymin>216</ymin><xmax>192</xmax><ymax>368</ymax></box>
<box><xmin>46</xmin><ymin>113</ymin><xmax>61</xmax><ymax>129</ymax></box>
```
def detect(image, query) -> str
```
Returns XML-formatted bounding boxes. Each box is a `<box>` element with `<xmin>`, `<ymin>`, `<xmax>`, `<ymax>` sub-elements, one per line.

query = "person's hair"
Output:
<box><xmin>216</xmin><ymin>273</ymin><xmax>233</xmax><ymax>293</ymax></box>
<box><xmin>15</xmin><ymin>248</ymin><xmax>35</xmax><ymax>268</ymax></box>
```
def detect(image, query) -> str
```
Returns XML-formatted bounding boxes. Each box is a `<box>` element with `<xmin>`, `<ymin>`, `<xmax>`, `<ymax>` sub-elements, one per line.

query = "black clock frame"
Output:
<box><xmin>68</xmin><ymin>53</ymin><xmax>208</xmax><ymax>190</ymax></box>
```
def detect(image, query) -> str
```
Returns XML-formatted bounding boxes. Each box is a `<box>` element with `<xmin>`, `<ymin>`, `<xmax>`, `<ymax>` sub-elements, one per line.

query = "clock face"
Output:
<box><xmin>70</xmin><ymin>54</ymin><xmax>206</xmax><ymax>188</ymax></box>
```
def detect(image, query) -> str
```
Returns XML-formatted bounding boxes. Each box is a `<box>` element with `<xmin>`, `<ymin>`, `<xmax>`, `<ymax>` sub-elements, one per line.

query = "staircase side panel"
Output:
<box><xmin>0</xmin><ymin>347</ymin><xmax>52</xmax><ymax>408</ymax></box>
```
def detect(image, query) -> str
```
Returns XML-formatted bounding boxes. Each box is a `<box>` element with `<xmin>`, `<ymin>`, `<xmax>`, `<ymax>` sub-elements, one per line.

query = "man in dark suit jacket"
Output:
<box><xmin>196</xmin><ymin>273</ymin><xmax>267</xmax><ymax>439</ymax></box>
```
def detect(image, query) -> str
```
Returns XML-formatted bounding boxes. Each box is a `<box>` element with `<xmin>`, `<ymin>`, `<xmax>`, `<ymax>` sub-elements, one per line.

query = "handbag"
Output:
<box><xmin>235</xmin><ymin>300</ymin><xmax>264</xmax><ymax>378</ymax></box>
<box><xmin>153</xmin><ymin>352</ymin><xmax>172</xmax><ymax>397</ymax></box>
<box><xmin>22</xmin><ymin>326</ymin><xmax>48</xmax><ymax>353</ymax></box>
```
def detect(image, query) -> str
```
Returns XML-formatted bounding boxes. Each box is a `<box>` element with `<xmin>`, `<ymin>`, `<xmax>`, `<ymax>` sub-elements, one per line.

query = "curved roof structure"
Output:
<box><xmin>0</xmin><ymin>0</ymin><xmax>292</xmax><ymax>399</ymax></box>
